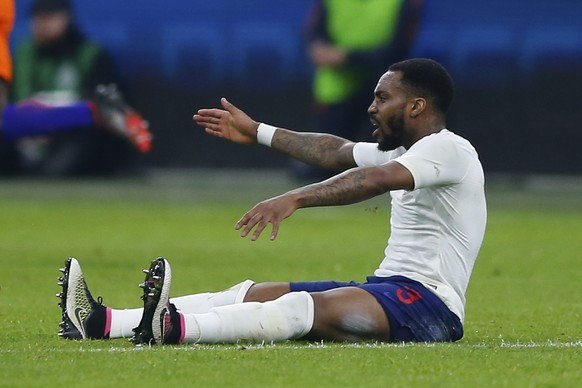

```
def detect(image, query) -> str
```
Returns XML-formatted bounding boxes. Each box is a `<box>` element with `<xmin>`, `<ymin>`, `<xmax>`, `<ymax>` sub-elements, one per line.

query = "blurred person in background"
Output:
<box><xmin>297</xmin><ymin>0</ymin><xmax>423</xmax><ymax>180</ymax></box>
<box><xmin>0</xmin><ymin>0</ymin><xmax>18</xmax><ymax>173</ymax></box>
<box><xmin>0</xmin><ymin>0</ymin><xmax>12</xmax><ymax>113</ymax></box>
<box><xmin>0</xmin><ymin>0</ymin><xmax>151</xmax><ymax>176</ymax></box>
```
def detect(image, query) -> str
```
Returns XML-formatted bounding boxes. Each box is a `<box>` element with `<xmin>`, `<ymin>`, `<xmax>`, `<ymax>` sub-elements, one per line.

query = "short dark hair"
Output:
<box><xmin>389</xmin><ymin>58</ymin><xmax>454</xmax><ymax>114</ymax></box>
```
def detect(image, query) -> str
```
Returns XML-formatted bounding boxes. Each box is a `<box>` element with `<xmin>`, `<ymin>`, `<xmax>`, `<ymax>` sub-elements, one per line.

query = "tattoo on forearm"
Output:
<box><xmin>297</xmin><ymin>168</ymin><xmax>384</xmax><ymax>208</ymax></box>
<box><xmin>272</xmin><ymin>131</ymin><xmax>351</xmax><ymax>170</ymax></box>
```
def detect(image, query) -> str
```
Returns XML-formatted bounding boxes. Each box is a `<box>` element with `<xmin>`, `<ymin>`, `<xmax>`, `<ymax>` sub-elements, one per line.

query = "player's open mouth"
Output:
<box><xmin>368</xmin><ymin>117</ymin><xmax>380</xmax><ymax>140</ymax></box>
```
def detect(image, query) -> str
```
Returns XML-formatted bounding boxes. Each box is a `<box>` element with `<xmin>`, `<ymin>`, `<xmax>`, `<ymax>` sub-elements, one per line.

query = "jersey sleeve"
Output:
<box><xmin>353</xmin><ymin>142</ymin><xmax>396</xmax><ymax>167</ymax></box>
<box><xmin>393</xmin><ymin>133</ymin><xmax>472</xmax><ymax>189</ymax></box>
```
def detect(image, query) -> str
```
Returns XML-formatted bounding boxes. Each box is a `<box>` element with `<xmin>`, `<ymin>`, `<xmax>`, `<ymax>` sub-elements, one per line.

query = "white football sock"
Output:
<box><xmin>180</xmin><ymin>291</ymin><xmax>315</xmax><ymax>343</ymax></box>
<box><xmin>109</xmin><ymin>308</ymin><xmax>144</xmax><ymax>338</ymax></box>
<box><xmin>172</xmin><ymin>279</ymin><xmax>254</xmax><ymax>313</ymax></box>
<box><xmin>107</xmin><ymin>280</ymin><xmax>254</xmax><ymax>338</ymax></box>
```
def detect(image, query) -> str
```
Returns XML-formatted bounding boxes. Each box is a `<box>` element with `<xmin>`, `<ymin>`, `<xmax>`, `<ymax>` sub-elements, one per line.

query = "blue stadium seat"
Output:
<box><xmin>161</xmin><ymin>24</ymin><xmax>227</xmax><ymax>89</ymax></box>
<box><xmin>83</xmin><ymin>22</ymin><xmax>130</xmax><ymax>53</ymax></box>
<box><xmin>230</xmin><ymin>23</ymin><xmax>302</xmax><ymax>88</ymax></box>
<box><xmin>410</xmin><ymin>25</ymin><xmax>455</xmax><ymax>68</ymax></box>
<box><xmin>520</xmin><ymin>26</ymin><xmax>582</xmax><ymax>77</ymax></box>
<box><xmin>450</xmin><ymin>25</ymin><xmax>520</xmax><ymax>86</ymax></box>
<box><xmin>82</xmin><ymin>22</ymin><xmax>131</xmax><ymax>74</ymax></box>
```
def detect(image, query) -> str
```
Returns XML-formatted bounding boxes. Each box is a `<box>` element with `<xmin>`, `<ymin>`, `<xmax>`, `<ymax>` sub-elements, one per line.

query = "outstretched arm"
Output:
<box><xmin>193</xmin><ymin>98</ymin><xmax>357</xmax><ymax>170</ymax></box>
<box><xmin>236</xmin><ymin>161</ymin><xmax>414</xmax><ymax>241</ymax></box>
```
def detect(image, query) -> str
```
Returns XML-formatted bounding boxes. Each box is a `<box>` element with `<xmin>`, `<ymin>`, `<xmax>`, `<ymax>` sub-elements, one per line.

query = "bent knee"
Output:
<box><xmin>309</xmin><ymin>288</ymin><xmax>390</xmax><ymax>342</ymax></box>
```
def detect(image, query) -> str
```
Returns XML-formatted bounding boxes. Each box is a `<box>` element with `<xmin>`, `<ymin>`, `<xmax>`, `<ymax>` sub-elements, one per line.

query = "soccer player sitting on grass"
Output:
<box><xmin>56</xmin><ymin>58</ymin><xmax>486</xmax><ymax>344</ymax></box>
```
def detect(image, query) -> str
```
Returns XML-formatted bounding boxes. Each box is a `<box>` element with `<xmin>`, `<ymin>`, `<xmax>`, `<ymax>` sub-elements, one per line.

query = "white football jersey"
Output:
<box><xmin>353</xmin><ymin>129</ymin><xmax>487</xmax><ymax>322</ymax></box>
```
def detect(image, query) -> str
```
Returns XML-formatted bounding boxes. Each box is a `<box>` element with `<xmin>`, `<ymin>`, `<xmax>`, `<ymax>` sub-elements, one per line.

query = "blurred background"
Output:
<box><xmin>9</xmin><ymin>0</ymin><xmax>582</xmax><ymax>176</ymax></box>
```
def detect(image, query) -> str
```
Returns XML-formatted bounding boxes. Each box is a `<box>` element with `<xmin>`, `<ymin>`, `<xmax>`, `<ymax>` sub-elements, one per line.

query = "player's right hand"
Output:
<box><xmin>235</xmin><ymin>193</ymin><xmax>298</xmax><ymax>241</ymax></box>
<box><xmin>193</xmin><ymin>98</ymin><xmax>259</xmax><ymax>145</ymax></box>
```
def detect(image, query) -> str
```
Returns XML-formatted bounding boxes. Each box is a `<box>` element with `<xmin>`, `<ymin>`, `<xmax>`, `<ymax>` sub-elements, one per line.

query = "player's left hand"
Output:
<box><xmin>194</xmin><ymin>98</ymin><xmax>259</xmax><ymax>145</ymax></box>
<box><xmin>235</xmin><ymin>194</ymin><xmax>298</xmax><ymax>241</ymax></box>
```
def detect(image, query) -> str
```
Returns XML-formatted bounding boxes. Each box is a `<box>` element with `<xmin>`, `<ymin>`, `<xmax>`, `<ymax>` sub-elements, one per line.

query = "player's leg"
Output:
<box><xmin>307</xmin><ymin>287</ymin><xmax>390</xmax><ymax>341</ymax></box>
<box><xmin>258</xmin><ymin>279</ymin><xmax>463</xmax><ymax>343</ymax></box>
<box><xmin>2</xmin><ymin>85</ymin><xmax>151</xmax><ymax>153</ymax></box>
<box><xmin>174</xmin><ymin>286</ymin><xmax>390</xmax><ymax>344</ymax></box>
<box><xmin>239</xmin><ymin>283</ymin><xmax>388</xmax><ymax>341</ymax></box>
<box><xmin>160</xmin><ymin>283</ymin><xmax>300</xmax><ymax>344</ymax></box>
<box><xmin>141</xmin><ymin>289</ymin><xmax>314</xmax><ymax>345</ymax></box>
<box><xmin>131</xmin><ymin>262</ymin><xmax>314</xmax><ymax>344</ymax></box>
<box><xmin>243</xmin><ymin>282</ymin><xmax>292</xmax><ymax>302</ymax></box>
<box><xmin>108</xmin><ymin>281</ymin><xmax>256</xmax><ymax>340</ymax></box>
<box><xmin>2</xmin><ymin>102</ymin><xmax>95</xmax><ymax>140</ymax></box>
<box><xmin>56</xmin><ymin>257</ymin><xmax>255</xmax><ymax>340</ymax></box>
<box><xmin>143</xmin><ymin>279</ymin><xmax>388</xmax><ymax>344</ymax></box>
<box><xmin>149</xmin><ymin>288</ymin><xmax>389</xmax><ymax>345</ymax></box>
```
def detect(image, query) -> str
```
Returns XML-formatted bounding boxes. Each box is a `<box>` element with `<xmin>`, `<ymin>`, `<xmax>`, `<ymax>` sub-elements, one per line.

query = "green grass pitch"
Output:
<box><xmin>0</xmin><ymin>175</ymin><xmax>580</xmax><ymax>387</ymax></box>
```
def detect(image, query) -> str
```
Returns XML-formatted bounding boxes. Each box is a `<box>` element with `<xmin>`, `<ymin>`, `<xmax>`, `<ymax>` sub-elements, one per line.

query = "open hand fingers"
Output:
<box><xmin>195</xmin><ymin>108</ymin><xmax>226</xmax><ymax>118</ymax></box>
<box><xmin>235</xmin><ymin>212</ymin><xmax>279</xmax><ymax>241</ymax></box>
<box><xmin>195</xmin><ymin>99</ymin><xmax>258</xmax><ymax>145</ymax></box>
<box><xmin>249</xmin><ymin>219</ymin><xmax>269</xmax><ymax>241</ymax></box>
<box><xmin>193</xmin><ymin>110</ymin><xmax>224</xmax><ymax>125</ymax></box>
<box><xmin>194</xmin><ymin>109</ymin><xmax>230</xmax><ymax>139</ymax></box>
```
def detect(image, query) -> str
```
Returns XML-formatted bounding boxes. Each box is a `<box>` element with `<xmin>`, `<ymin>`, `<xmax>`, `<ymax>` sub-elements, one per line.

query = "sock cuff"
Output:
<box><xmin>234</xmin><ymin>279</ymin><xmax>255</xmax><ymax>304</ymax></box>
<box><xmin>303</xmin><ymin>292</ymin><xmax>315</xmax><ymax>337</ymax></box>
<box><xmin>178</xmin><ymin>311</ymin><xmax>186</xmax><ymax>344</ymax></box>
<box><xmin>104</xmin><ymin>307</ymin><xmax>112</xmax><ymax>338</ymax></box>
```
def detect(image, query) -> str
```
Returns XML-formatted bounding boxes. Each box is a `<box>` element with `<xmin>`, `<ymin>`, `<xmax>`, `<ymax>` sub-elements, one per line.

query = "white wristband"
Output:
<box><xmin>256</xmin><ymin>123</ymin><xmax>277</xmax><ymax>147</ymax></box>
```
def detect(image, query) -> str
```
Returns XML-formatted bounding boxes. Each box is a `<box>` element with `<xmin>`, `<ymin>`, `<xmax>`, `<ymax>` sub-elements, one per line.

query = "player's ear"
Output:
<box><xmin>409</xmin><ymin>98</ymin><xmax>426</xmax><ymax>118</ymax></box>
